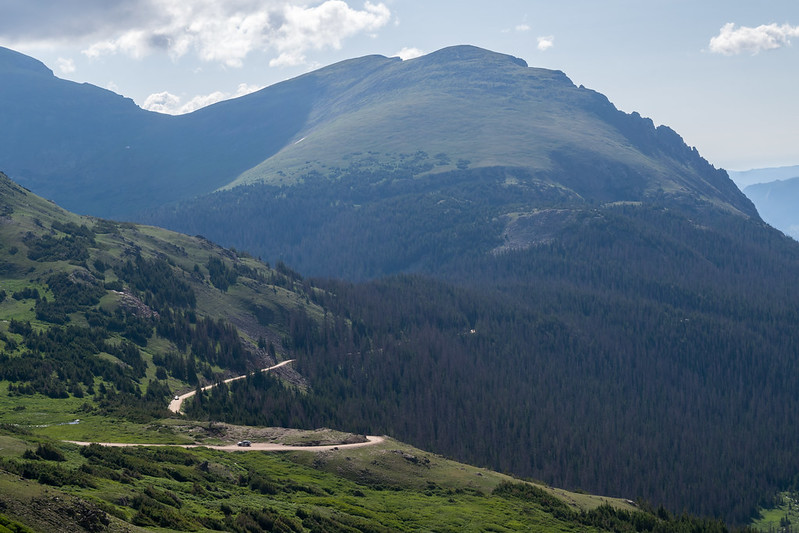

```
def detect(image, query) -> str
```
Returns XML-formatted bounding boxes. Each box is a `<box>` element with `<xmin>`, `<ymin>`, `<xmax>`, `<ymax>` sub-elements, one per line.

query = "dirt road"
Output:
<box><xmin>67</xmin><ymin>359</ymin><xmax>386</xmax><ymax>452</ymax></box>
<box><xmin>65</xmin><ymin>435</ymin><xmax>385</xmax><ymax>452</ymax></box>
<box><xmin>168</xmin><ymin>359</ymin><xmax>295</xmax><ymax>414</ymax></box>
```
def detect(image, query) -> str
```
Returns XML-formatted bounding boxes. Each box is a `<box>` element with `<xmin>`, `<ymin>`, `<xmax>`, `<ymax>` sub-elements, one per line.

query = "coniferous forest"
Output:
<box><xmin>3</xmin><ymin>159</ymin><xmax>799</xmax><ymax>528</ymax></box>
<box><xmin>186</xmin><ymin>202</ymin><xmax>799</xmax><ymax>525</ymax></box>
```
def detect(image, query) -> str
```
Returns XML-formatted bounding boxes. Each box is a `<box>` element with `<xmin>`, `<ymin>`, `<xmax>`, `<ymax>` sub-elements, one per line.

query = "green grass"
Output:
<box><xmin>0</xmin><ymin>384</ymin><xmax>88</xmax><ymax>427</ymax></box>
<box><xmin>0</xmin><ymin>470</ymin><xmax>148</xmax><ymax>533</ymax></box>
<box><xmin>32</xmin><ymin>416</ymin><xmax>193</xmax><ymax>444</ymax></box>
<box><xmin>286</xmin><ymin>437</ymin><xmax>635</xmax><ymax>514</ymax></box>
<box><xmin>0</xmin><ymin>385</ymin><xmax>182</xmax><ymax>444</ymax></box>
<box><xmin>63</xmin><ymin>437</ymin><xmax>597</xmax><ymax>532</ymax></box>
<box><xmin>0</xmin><ymin>435</ymin><xmax>29</xmax><ymax>458</ymax></box>
<box><xmin>223</xmin><ymin>48</ymin><xmax>672</xmax><ymax>203</ymax></box>
<box><xmin>751</xmin><ymin>491</ymin><xmax>799</xmax><ymax>532</ymax></box>
<box><xmin>0</xmin><ymin>416</ymin><xmax>708</xmax><ymax>533</ymax></box>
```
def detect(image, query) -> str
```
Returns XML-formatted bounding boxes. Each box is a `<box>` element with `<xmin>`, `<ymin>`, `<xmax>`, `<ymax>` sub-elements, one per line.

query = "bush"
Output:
<box><xmin>22</xmin><ymin>443</ymin><xmax>66</xmax><ymax>462</ymax></box>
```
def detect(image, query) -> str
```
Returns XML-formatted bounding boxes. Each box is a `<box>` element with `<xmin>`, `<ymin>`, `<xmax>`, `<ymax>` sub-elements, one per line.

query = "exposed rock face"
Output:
<box><xmin>117</xmin><ymin>290</ymin><xmax>159</xmax><ymax>319</ymax></box>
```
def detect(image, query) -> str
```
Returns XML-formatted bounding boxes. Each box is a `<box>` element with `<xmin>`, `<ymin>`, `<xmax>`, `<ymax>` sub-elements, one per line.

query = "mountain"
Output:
<box><xmin>2</xmin><ymin>44</ymin><xmax>755</xmax><ymax>273</ymax></box>
<box><xmin>140</xmin><ymin>45</ymin><xmax>756</xmax><ymax>279</ymax></box>
<box><xmin>226</xmin><ymin>45</ymin><xmax>744</xmax><ymax>208</ymax></box>
<box><xmin>0</xmin><ymin>46</ymin><xmax>307</xmax><ymax>218</ymax></box>
<box><xmin>0</xmin><ymin>171</ymin><xmax>734</xmax><ymax>533</ymax></box>
<box><xmin>744</xmin><ymin>177</ymin><xmax>799</xmax><ymax>240</ymax></box>
<box><xmin>728</xmin><ymin>165</ymin><xmax>799</xmax><ymax>189</ymax></box>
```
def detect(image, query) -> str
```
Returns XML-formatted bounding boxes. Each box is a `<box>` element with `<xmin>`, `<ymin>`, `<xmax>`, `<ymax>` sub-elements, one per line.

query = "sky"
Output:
<box><xmin>0</xmin><ymin>0</ymin><xmax>797</xmax><ymax>171</ymax></box>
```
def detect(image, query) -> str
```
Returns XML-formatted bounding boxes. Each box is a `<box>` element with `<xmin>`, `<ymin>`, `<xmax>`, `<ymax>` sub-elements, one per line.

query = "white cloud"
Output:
<box><xmin>394</xmin><ymin>47</ymin><xmax>423</xmax><ymax>60</ymax></box>
<box><xmin>142</xmin><ymin>82</ymin><xmax>264</xmax><ymax>114</ymax></box>
<box><xmin>501</xmin><ymin>22</ymin><xmax>530</xmax><ymax>34</ymax></box>
<box><xmin>537</xmin><ymin>35</ymin><xmax>554</xmax><ymax>51</ymax></box>
<box><xmin>234</xmin><ymin>82</ymin><xmax>263</xmax><ymax>97</ymax></box>
<box><xmin>57</xmin><ymin>57</ymin><xmax>76</xmax><ymax>74</ymax></box>
<box><xmin>142</xmin><ymin>91</ymin><xmax>182</xmax><ymax>113</ymax></box>
<box><xmin>709</xmin><ymin>22</ymin><xmax>799</xmax><ymax>55</ymax></box>
<box><xmin>83</xmin><ymin>29</ymin><xmax>152</xmax><ymax>60</ymax></box>
<box><xmin>268</xmin><ymin>1</ymin><xmax>390</xmax><ymax>66</ymax></box>
<box><xmin>74</xmin><ymin>0</ymin><xmax>391</xmax><ymax>68</ymax></box>
<box><xmin>181</xmin><ymin>91</ymin><xmax>231</xmax><ymax>113</ymax></box>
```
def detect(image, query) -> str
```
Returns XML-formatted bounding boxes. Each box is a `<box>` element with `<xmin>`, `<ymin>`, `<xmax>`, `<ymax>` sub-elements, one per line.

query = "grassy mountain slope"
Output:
<box><xmin>0</xmin><ymin>170</ymin><xmax>323</xmax><ymax>425</ymax></box>
<box><xmin>0</xmin><ymin>424</ymin><xmax>734</xmax><ymax>533</ymax></box>
<box><xmin>229</xmin><ymin>46</ymin><xmax>749</xmax><ymax>218</ymax></box>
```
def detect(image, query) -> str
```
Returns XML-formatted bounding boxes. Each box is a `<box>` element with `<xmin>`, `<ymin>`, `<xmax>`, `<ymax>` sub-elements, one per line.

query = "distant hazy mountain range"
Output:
<box><xmin>728</xmin><ymin>165</ymin><xmax>799</xmax><ymax>189</ymax></box>
<box><xmin>729</xmin><ymin>166</ymin><xmax>799</xmax><ymax>240</ymax></box>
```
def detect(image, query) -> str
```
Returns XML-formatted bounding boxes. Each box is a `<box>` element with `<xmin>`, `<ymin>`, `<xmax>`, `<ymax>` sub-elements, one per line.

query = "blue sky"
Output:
<box><xmin>0</xmin><ymin>0</ymin><xmax>797</xmax><ymax>170</ymax></box>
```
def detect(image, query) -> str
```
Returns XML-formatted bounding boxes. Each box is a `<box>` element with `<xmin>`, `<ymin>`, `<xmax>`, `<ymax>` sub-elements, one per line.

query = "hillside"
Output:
<box><xmin>0</xmin><ymin>425</ymin><xmax>733</xmax><ymax>533</ymax></box>
<box><xmin>0</xmin><ymin>171</ymin><xmax>735</xmax><ymax>532</ymax></box>
<box><xmin>180</xmin><ymin>199</ymin><xmax>799</xmax><ymax>525</ymax></box>
<box><xmin>0</xmin><ymin>169</ymin><xmax>324</xmax><ymax>423</ymax></box>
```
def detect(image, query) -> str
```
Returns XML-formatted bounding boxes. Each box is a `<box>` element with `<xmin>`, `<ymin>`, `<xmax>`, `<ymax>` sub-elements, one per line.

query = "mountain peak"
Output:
<box><xmin>0</xmin><ymin>46</ymin><xmax>53</xmax><ymax>76</ymax></box>
<box><xmin>412</xmin><ymin>45</ymin><xmax>529</xmax><ymax>68</ymax></box>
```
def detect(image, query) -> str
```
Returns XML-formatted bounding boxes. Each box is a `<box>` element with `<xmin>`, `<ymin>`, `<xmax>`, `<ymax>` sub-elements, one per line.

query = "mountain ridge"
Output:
<box><xmin>227</xmin><ymin>45</ymin><xmax>752</xmax><ymax>222</ymax></box>
<box><xmin>0</xmin><ymin>44</ymin><xmax>756</xmax><ymax>224</ymax></box>
<box><xmin>0</xmin><ymin>46</ymin><xmax>55</xmax><ymax>76</ymax></box>
<box><xmin>744</xmin><ymin>176</ymin><xmax>799</xmax><ymax>240</ymax></box>
<box><xmin>0</xmin><ymin>46</ymin><xmax>306</xmax><ymax>218</ymax></box>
